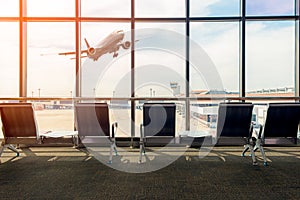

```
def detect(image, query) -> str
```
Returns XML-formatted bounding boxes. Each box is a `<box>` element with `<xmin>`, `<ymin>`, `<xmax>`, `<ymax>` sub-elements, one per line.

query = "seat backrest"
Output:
<box><xmin>0</xmin><ymin>103</ymin><xmax>38</xmax><ymax>138</ymax></box>
<box><xmin>75</xmin><ymin>103</ymin><xmax>110</xmax><ymax>137</ymax></box>
<box><xmin>263</xmin><ymin>103</ymin><xmax>300</xmax><ymax>138</ymax></box>
<box><xmin>216</xmin><ymin>103</ymin><xmax>253</xmax><ymax>138</ymax></box>
<box><xmin>143</xmin><ymin>103</ymin><xmax>176</xmax><ymax>137</ymax></box>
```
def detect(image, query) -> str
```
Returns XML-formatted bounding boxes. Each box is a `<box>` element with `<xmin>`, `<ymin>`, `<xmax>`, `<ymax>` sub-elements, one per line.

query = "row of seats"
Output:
<box><xmin>0</xmin><ymin>102</ymin><xmax>300</xmax><ymax>166</ymax></box>
<box><xmin>215</xmin><ymin>102</ymin><xmax>300</xmax><ymax>166</ymax></box>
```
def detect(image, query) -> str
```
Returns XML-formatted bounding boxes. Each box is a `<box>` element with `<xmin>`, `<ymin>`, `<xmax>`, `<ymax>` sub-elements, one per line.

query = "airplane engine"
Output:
<box><xmin>122</xmin><ymin>41</ymin><xmax>131</xmax><ymax>49</ymax></box>
<box><xmin>88</xmin><ymin>47</ymin><xmax>96</xmax><ymax>55</ymax></box>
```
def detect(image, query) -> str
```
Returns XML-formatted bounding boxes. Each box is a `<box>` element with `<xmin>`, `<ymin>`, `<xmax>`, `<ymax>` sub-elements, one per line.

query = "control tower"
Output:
<box><xmin>170</xmin><ymin>82</ymin><xmax>180</xmax><ymax>96</ymax></box>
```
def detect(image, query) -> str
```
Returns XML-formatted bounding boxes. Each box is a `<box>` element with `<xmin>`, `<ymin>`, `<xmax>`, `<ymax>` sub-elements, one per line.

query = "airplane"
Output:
<box><xmin>58</xmin><ymin>30</ymin><xmax>131</xmax><ymax>61</ymax></box>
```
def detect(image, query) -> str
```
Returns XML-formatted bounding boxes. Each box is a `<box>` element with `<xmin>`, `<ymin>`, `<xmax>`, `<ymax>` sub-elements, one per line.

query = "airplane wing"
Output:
<box><xmin>58</xmin><ymin>50</ymin><xmax>88</xmax><ymax>56</ymax></box>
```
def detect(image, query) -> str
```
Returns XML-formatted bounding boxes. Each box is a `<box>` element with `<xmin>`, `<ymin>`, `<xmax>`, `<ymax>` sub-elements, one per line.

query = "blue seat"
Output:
<box><xmin>74</xmin><ymin>103</ymin><xmax>118</xmax><ymax>164</ymax></box>
<box><xmin>246</xmin><ymin>103</ymin><xmax>300</xmax><ymax>166</ymax></box>
<box><xmin>263</xmin><ymin>103</ymin><xmax>300</xmax><ymax>144</ymax></box>
<box><xmin>216</xmin><ymin>102</ymin><xmax>253</xmax><ymax>138</ymax></box>
<box><xmin>213</xmin><ymin>102</ymin><xmax>261</xmax><ymax>165</ymax></box>
<box><xmin>0</xmin><ymin>103</ymin><xmax>77</xmax><ymax>159</ymax></box>
<box><xmin>139</xmin><ymin>103</ymin><xmax>176</xmax><ymax>163</ymax></box>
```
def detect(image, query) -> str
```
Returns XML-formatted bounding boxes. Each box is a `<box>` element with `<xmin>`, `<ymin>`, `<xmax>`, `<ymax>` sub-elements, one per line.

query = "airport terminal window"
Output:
<box><xmin>0</xmin><ymin>22</ymin><xmax>19</xmax><ymax>97</ymax></box>
<box><xmin>0</xmin><ymin>0</ymin><xmax>297</xmax><ymax>99</ymax></box>
<box><xmin>135</xmin><ymin>0</ymin><xmax>185</xmax><ymax>18</ymax></box>
<box><xmin>0</xmin><ymin>0</ymin><xmax>19</xmax><ymax>17</ymax></box>
<box><xmin>246</xmin><ymin>0</ymin><xmax>295</xmax><ymax>16</ymax></box>
<box><xmin>34</xmin><ymin>106</ymin><xmax>75</xmax><ymax>131</ymax></box>
<box><xmin>135</xmin><ymin>23</ymin><xmax>186</xmax><ymax>97</ymax></box>
<box><xmin>81</xmin><ymin>22</ymin><xmax>131</xmax><ymax>97</ymax></box>
<box><xmin>27</xmin><ymin>0</ymin><xmax>75</xmax><ymax>17</ymax></box>
<box><xmin>81</xmin><ymin>0</ymin><xmax>131</xmax><ymax>17</ymax></box>
<box><xmin>190</xmin><ymin>22</ymin><xmax>239</xmax><ymax>96</ymax></box>
<box><xmin>27</xmin><ymin>22</ymin><xmax>75</xmax><ymax>97</ymax></box>
<box><xmin>246</xmin><ymin>21</ymin><xmax>295</xmax><ymax>96</ymax></box>
<box><xmin>0</xmin><ymin>0</ymin><xmax>299</xmax><ymax>136</ymax></box>
<box><xmin>190</xmin><ymin>0</ymin><xmax>240</xmax><ymax>17</ymax></box>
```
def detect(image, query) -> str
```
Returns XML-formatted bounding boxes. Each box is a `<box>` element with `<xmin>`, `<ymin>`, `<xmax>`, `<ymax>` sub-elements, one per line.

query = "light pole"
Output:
<box><xmin>150</xmin><ymin>88</ymin><xmax>152</xmax><ymax>97</ymax></box>
<box><xmin>38</xmin><ymin>88</ymin><xmax>41</xmax><ymax>98</ymax></box>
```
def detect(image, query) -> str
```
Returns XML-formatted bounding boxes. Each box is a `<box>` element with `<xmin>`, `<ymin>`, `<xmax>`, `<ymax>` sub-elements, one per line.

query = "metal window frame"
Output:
<box><xmin>0</xmin><ymin>0</ymin><xmax>297</xmax><ymax>134</ymax></box>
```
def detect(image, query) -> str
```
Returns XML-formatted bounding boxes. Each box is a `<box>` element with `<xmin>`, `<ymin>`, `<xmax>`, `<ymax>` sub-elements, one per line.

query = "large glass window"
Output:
<box><xmin>27</xmin><ymin>22</ymin><xmax>75</xmax><ymax>97</ymax></box>
<box><xmin>81</xmin><ymin>22</ymin><xmax>131</xmax><ymax>97</ymax></box>
<box><xmin>0</xmin><ymin>0</ymin><xmax>299</xmax><ymax>137</ymax></box>
<box><xmin>246</xmin><ymin>21</ymin><xmax>295</xmax><ymax>96</ymax></box>
<box><xmin>135</xmin><ymin>23</ymin><xmax>186</xmax><ymax>97</ymax></box>
<box><xmin>190</xmin><ymin>22</ymin><xmax>240</xmax><ymax>96</ymax></box>
<box><xmin>0</xmin><ymin>22</ymin><xmax>19</xmax><ymax>97</ymax></box>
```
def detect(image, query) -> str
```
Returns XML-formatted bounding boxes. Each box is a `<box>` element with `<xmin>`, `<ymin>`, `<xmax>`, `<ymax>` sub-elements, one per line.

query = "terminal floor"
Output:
<box><xmin>0</xmin><ymin>146</ymin><xmax>299</xmax><ymax>199</ymax></box>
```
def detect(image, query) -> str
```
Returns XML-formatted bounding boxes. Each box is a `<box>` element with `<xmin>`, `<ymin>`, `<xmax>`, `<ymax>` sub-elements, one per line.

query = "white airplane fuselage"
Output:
<box><xmin>88</xmin><ymin>30</ymin><xmax>127</xmax><ymax>61</ymax></box>
<box><xmin>57</xmin><ymin>30</ymin><xmax>131</xmax><ymax>61</ymax></box>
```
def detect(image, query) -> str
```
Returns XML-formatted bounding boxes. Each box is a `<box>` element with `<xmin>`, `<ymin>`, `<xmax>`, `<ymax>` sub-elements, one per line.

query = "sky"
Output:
<box><xmin>0</xmin><ymin>0</ymin><xmax>297</xmax><ymax>97</ymax></box>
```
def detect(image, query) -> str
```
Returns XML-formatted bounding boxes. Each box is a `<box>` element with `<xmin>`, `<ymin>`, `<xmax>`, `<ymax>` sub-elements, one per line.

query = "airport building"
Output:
<box><xmin>0</xmin><ymin>1</ymin><xmax>300</xmax><ymax>199</ymax></box>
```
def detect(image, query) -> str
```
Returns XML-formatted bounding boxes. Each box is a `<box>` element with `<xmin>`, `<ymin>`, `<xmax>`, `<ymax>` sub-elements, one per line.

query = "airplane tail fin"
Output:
<box><xmin>84</xmin><ymin>38</ymin><xmax>90</xmax><ymax>48</ymax></box>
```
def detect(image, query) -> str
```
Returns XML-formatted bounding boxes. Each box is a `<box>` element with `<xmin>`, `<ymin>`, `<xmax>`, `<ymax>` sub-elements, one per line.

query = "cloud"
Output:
<box><xmin>81</xmin><ymin>0</ymin><xmax>130</xmax><ymax>17</ymax></box>
<box><xmin>191</xmin><ymin>22</ymin><xmax>239</xmax><ymax>91</ymax></box>
<box><xmin>247</xmin><ymin>0</ymin><xmax>294</xmax><ymax>15</ymax></box>
<box><xmin>246</xmin><ymin>22</ymin><xmax>295</xmax><ymax>91</ymax></box>
<box><xmin>190</xmin><ymin>0</ymin><xmax>225</xmax><ymax>16</ymax></box>
<box><xmin>27</xmin><ymin>0</ymin><xmax>75</xmax><ymax>17</ymax></box>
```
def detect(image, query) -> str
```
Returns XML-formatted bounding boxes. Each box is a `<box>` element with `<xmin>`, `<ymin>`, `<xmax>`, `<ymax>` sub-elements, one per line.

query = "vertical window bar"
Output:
<box><xmin>186</xmin><ymin>0</ymin><xmax>190</xmax><ymax>130</ymax></box>
<box><xmin>240</xmin><ymin>0</ymin><xmax>246</xmax><ymax>99</ymax></box>
<box><xmin>131</xmin><ymin>0</ymin><xmax>135</xmax><ymax>142</ymax></box>
<box><xmin>295</xmin><ymin>0</ymin><xmax>300</xmax><ymax>98</ymax></box>
<box><xmin>76</xmin><ymin>0</ymin><xmax>81</xmax><ymax>97</ymax></box>
<box><xmin>19</xmin><ymin>0</ymin><xmax>27</xmax><ymax>98</ymax></box>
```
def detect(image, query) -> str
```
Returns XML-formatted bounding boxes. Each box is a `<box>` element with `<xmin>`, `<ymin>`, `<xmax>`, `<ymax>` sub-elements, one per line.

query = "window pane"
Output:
<box><xmin>81</xmin><ymin>22</ymin><xmax>131</xmax><ymax>97</ymax></box>
<box><xmin>190</xmin><ymin>0</ymin><xmax>240</xmax><ymax>17</ymax></box>
<box><xmin>27</xmin><ymin>0</ymin><xmax>75</xmax><ymax>17</ymax></box>
<box><xmin>246</xmin><ymin>0</ymin><xmax>294</xmax><ymax>16</ymax></box>
<box><xmin>27</xmin><ymin>22</ymin><xmax>75</xmax><ymax>97</ymax></box>
<box><xmin>135</xmin><ymin>0</ymin><xmax>185</xmax><ymax>17</ymax></box>
<box><xmin>35</xmin><ymin>104</ymin><xmax>75</xmax><ymax>132</ymax></box>
<box><xmin>81</xmin><ymin>23</ymin><xmax>131</xmax><ymax>138</ymax></box>
<box><xmin>190</xmin><ymin>22</ymin><xmax>239</xmax><ymax>96</ymax></box>
<box><xmin>246</xmin><ymin>21</ymin><xmax>295</xmax><ymax>96</ymax></box>
<box><xmin>81</xmin><ymin>0</ymin><xmax>130</xmax><ymax>17</ymax></box>
<box><xmin>135</xmin><ymin>23</ymin><xmax>186</xmax><ymax>97</ymax></box>
<box><xmin>0</xmin><ymin>0</ymin><xmax>19</xmax><ymax>17</ymax></box>
<box><xmin>0</xmin><ymin>22</ymin><xmax>19</xmax><ymax>97</ymax></box>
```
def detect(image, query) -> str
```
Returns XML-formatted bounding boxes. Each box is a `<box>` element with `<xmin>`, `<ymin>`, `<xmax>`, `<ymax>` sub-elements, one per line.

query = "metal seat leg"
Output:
<box><xmin>139</xmin><ymin>124</ymin><xmax>144</xmax><ymax>164</ymax></box>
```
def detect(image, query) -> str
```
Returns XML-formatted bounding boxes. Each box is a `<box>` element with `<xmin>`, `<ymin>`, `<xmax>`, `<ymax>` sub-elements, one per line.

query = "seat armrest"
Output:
<box><xmin>140</xmin><ymin>124</ymin><xmax>144</xmax><ymax>139</ymax></box>
<box><xmin>257</xmin><ymin>124</ymin><xmax>263</xmax><ymax>140</ymax></box>
<box><xmin>111</xmin><ymin>122</ymin><xmax>118</xmax><ymax>138</ymax></box>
